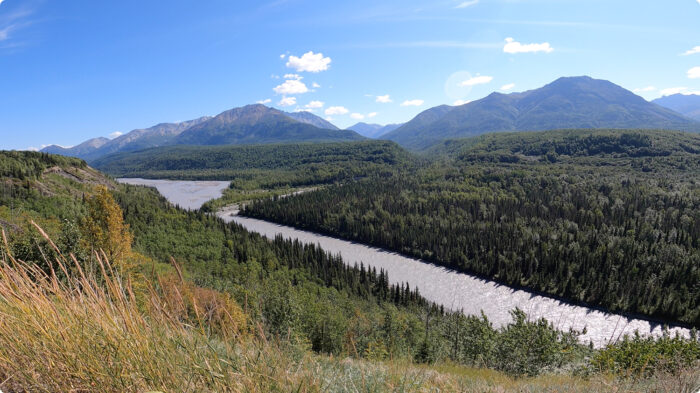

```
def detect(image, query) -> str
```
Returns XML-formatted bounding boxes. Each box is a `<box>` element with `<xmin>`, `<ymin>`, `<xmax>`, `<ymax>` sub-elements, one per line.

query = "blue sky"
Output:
<box><xmin>1</xmin><ymin>0</ymin><xmax>699</xmax><ymax>150</ymax></box>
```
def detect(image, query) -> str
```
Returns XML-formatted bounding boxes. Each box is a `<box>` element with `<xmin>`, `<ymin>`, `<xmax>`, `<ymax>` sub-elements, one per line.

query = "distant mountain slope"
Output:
<box><xmin>41</xmin><ymin>137</ymin><xmax>110</xmax><ymax>158</ymax></box>
<box><xmin>89</xmin><ymin>117</ymin><xmax>211</xmax><ymax>159</ymax></box>
<box><xmin>41</xmin><ymin>105</ymin><xmax>362</xmax><ymax>161</ymax></box>
<box><xmin>284</xmin><ymin>111</ymin><xmax>339</xmax><ymax>130</ymax></box>
<box><xmin>653</xmin><ymin>94</ymin><xmax>700</xmax><ymax>121</ymax></box>
<box><xmin>40</xmin><ymin>117</ymin><xmax>210</xmax><ymax>161</ymax></box>
<box><xmin>385</xmin><ymin>76</ymin><xmax>700</xmax><ymax>149</ymax></box>
<box><xmin>175</xmin><ymin>104</ymin><xmax>363</xmax><ymax>146</ymax></box>
<box><xmin>348</xmin><ymin>122</ymin><xmax>404</xmax><ymax>138</ymax></box>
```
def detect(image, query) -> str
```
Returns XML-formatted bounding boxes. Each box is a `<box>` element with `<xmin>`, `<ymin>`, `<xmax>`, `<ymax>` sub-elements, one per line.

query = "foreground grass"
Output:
<box><xmin>0</xmin><ymin>225</ymin><xmax>697</xmax><ymax>393</ymax></box>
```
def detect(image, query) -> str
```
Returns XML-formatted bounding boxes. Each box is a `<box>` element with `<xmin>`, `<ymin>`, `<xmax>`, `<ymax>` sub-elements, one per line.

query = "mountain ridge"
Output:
<box><xmin>41</xmin><ymin>105</ymin><xmax>362</xmax><ymax>161</ymax></box>
<box><xmin>285</xmin><ymin>110</ymin><xmax>339</xmax><ymax>130</ymax></box>
<box><xmin>384</xmin><ymin>76</ymin><xmax>700</xmax><ymax>149</ymax></box>
<box><xmin>653</xmin><ymin>93</ymin><xmax>700</xmax><ymax>121</ymax></box>
<box><xmin>347</xmin><ymin>122</ymin><xmax>404</xmax><ymax>138</ymax></box>
<box><xmin>174</xmin><ymin>104</ymin><xmax>362</xmax><ymax>146</ymax></box>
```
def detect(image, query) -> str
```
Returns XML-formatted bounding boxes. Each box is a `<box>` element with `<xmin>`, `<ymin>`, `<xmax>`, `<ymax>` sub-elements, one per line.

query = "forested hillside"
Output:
<box><xmin>0</xmin><ymin>151</ymin><xmax>595</xmax><ymax>381</ymax></box>
<box><xmin>1</xmin><ymin>150</ymin><xmax>698</xmax><ymax>390</ymax></box>
<box><xmin>244</xmin><ymin>130</ymin><xmax>700</xmax><ymax>327</ymax></box>
<box><xmin>93</xmin><ymin>140</ymin><xmax>412</xmax><ymax>181</ymax></box>
<box><xmin>95</xmin><ymin>140</ymin><xmax>416</xmax><ymax>210</ymax></box>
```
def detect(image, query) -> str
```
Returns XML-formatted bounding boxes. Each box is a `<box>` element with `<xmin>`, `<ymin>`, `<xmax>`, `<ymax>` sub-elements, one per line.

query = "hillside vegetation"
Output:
<box><xmin>245</xmin><ymin>129</ymin><xmax>700</xmax><ymax>326</ymax></box>
<box><xmin>1</xmin><ymin>150</ymin><xmax>698</xmax><ymax>391</ymax></box>
<box><xmin>94</xmin><ymin>140</ymin><xmax>415</xmax><ymax>210</ymax></box>
<box><xmin>93</xmin><ymin>140</ymin><xmax>412</xmax><ymax>180</ymax></box>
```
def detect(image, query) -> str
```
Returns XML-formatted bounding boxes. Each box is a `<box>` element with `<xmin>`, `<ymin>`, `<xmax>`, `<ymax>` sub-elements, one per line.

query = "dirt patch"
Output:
<box><xmin>42</xmin><ymin>166</ymin><xmax>115</xmax><ymax>189</ymax></box>
<box><xmin>0</xmin><ymin>218</ymin><xmax>21</xmax><ymax>234</ymax></box>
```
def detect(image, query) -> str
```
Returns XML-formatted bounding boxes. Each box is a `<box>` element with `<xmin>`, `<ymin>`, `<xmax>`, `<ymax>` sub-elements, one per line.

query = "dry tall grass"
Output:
<box><xmin>0</xmin><ymin>223</ymin><xmax>697</xmax><ymax>392</ymax></box>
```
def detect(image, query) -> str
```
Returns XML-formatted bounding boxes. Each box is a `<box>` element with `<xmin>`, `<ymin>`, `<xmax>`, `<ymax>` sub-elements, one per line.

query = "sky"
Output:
<box><xmin>1</xmin><ymin>0</ymin><xmax>699</xmax><ymax>151</ymax></box>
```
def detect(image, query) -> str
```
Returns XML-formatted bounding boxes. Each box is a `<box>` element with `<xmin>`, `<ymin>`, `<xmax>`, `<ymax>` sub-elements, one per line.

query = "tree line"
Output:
<box><xmin>245</xmin><ymin>130</ymin><xmax>700</xmax><ymax>326</ymax></box>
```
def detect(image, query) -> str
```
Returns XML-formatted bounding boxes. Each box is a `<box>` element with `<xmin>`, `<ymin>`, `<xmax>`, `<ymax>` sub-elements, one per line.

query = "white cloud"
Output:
<box><xmin>660</xmin><ymin>87</ymin><xmax>689</xmax><ymax>96</ymax></box>
<box><xmin>455</xmin><ymin>0</ymin><xmax>478</xmax><ymax>8</ymax></box>
<box><xmin>27</xmin><ymin>146</ymin><xmax>38</xmax><ymax>151</ymax></box>
<box><xmin>305</xmin><ymin>100</ymin><xmax>324</xmax><ymax>109</ymax></box>
<box><xmin>286</xmin><ymin>51</ymin><xmax>331</xmax><ymax>73</ymax></box>
<box><xmin>688</xmin><ymin>66</ymin><xmax>700</xmax><ymax>79</ymax></box>
<box><xmin>453</xmin><ymin>99</ymin><xmax>471</xmax><ymax>106</ymax></box>
<box><xmin>273</xmin><ymin>79</ymin><xmax>309</xmax><ymax>95</ymax></box>
<box><xmin>325</xmin><ymin>106</ymin><xmax>349</xmax><ymax>115</ymax></box>
<box><xmin>459</xmin><ymin>75</ymin><xmax>493</xmax><ymax>87</ymax></box>
<box><xmin>280</xmin><ymin>54</ymin><xmax>286</xmax><ymax>59</ymax></box>
<box><xmin>503</xmin><ymin>37</ymin><xmax>554</xmax><ymax>54</ymax></box>
<box><xmin>500</xmin><ymin>83</ymin><xmax>515</xmax><ymax>91</ymax></box>
<box><xmin>312</xmin><ymin>82</ymin><xmax>321</xmax><ymax>88</ymax></box>
<box><xmin>257</xmin><ymin>98</ymin><xmax>272</xmax><ymax>104</ymax></box>
<box><xmin>682</xmin><ymin>46</ymin><xmax>700</xmax><ymax>56</ymax></box>
<box><xmin>283</xmin><ymin>73</ymin><xmax>303</xmax><ymax>80</ymax></box>
<box><xmin>401</xmin><ymin>99</ymin><xmax>424</xmax><ymax>107</ymax></box>
<box><xmin>375</xmin><ymin>94</ymin><xmax>392</xmax><ymax>103</ymax></box>
<box><xmin>278</xmin><ymin>96</ymin><xmax>297</xmax><ymax>107</ymax></box>
<box><xmin>367</xmin><ymin>112</ymin><xmax>378</xmax><ymax>118</ymax></box>
<box><xmin>633</xmin><ymin>86</ymin><xmax>656</xmax><ymax>93</ymax></box>
<box><xmin>109</xmin><ymin>131</ymin><xmax>123</xmax><ymax>139</ymax></box>
<box><xmin>0</xmin><ymin>25</ymin><xmax>11</xmax><ymax>41</ymax></box>
<box><xmin>350</xmin><ymin>113</ymin><xmax>365</xmax><ymax>120</ymax></box>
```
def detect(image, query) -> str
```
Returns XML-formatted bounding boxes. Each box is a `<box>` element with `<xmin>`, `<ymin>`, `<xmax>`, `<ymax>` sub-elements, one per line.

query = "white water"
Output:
<box><xmin>119</xmin><ymin>178</ymin><xmax>692</xmax><ymax>347</ymax></box>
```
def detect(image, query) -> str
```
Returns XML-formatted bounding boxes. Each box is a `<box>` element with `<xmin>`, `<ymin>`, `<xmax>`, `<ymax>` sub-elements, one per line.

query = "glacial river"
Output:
<box><xmin>118</xmin><ymin>178</ymin><xmax>692</xmax><ymax>347</ymax></box>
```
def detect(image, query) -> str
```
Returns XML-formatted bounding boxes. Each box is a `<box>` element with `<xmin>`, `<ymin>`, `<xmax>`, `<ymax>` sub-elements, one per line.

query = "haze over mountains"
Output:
<box><xmin>653</xmin><ymin>94</ymin><xmax>700</xmax><ymax>121</ymax></box>
<box><xmin>347</xmin><ymin>122</ymin><xmax>404</xmax><ymax>138</ymax></box>
<box><xmin>383</xmin><ymin>76</ymin><xmax>700</xmax><ymax>149</ymax></box>
<box><xmin>41</xmin><ymin>76</ymin><xmax>700</xmax><ymax>160</ymax></box>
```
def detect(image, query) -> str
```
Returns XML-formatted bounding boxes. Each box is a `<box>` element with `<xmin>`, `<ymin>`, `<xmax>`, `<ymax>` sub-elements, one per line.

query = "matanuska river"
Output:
<box><xmin>118</xmin><ymin>178</ymin><xmax>692</xmax><ymax>348</ymax></box>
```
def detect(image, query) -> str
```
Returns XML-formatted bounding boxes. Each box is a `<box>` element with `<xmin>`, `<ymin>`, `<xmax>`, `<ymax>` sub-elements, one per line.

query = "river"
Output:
<box><xmin>118</xmin><ymin>178</ymin><xmax>692</xmax><ymax>347</ymax></box>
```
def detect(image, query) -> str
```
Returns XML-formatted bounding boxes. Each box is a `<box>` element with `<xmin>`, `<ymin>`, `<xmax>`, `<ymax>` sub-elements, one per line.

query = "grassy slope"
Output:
<box><xmin>1</xmin><ymin>247</ymin><xmax>696</xmax><ymax>392</ymax></box>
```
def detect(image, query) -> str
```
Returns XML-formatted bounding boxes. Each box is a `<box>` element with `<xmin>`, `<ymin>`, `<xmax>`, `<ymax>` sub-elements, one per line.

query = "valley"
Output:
<box><xmin>3</xmin><ymin>1</ymin><xmax>700</xmax><ymax>390</ymax></box>
<box><xmin>118</xmin><ymin>176</ymin><xmax>692</xmax><ymax>348</ymax></box>
<box><xmin>3</xmin><ymin>126</ymin><xmax>699</xmax><ymax>392</ymax></box>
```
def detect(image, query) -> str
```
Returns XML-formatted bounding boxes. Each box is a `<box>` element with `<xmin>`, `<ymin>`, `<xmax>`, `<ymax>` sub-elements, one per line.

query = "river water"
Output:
<box><xmin>116</xmin><ymin>178</ymin><xmax>230</xmax><ymax>210</ymax></box>
<box><xmin>118</xmin><ymin>178</ymin><xmax>692</xmax><ymax>347</ymax></box>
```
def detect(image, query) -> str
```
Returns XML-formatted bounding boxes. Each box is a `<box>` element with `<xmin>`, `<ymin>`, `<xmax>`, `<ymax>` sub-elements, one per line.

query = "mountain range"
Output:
<box><xmin>41</xmin><ymin>105</ymin><xmax>361</xmax><ymax>161</ymax></box>
<box><xmin>652</xmin><ymin>94</ymin><xmax>700</xmax><ymax>121</ymax></box>
<box><xmin>42</xmin><ymin>137</ymin><xmax>111</xmax><ymax>158</ymax></box>
<box><xmin>347</xmin><ymin>122</ymin><xmax>404</xmax><ymax>138</ymax></box>
<box><xmin>384</xmin><ymin>76</ymin><xmax>700</xmax><ymax>149</ymax></box>
<box><xmin>42</xmin><ymin>76</ymin><xmax>700</xmax><ymax>159</ymax></box>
